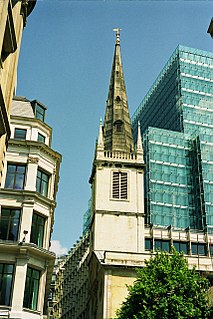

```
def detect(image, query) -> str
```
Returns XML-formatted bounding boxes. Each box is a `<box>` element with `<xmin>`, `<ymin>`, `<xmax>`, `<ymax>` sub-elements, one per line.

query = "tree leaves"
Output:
<box><xmin>116</xmin><ymin>250</ymin><xmax>212</xmax><ymax>319</ymax></box>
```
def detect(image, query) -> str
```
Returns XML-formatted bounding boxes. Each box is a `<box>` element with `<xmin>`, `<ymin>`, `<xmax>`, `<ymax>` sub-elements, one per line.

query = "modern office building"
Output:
<box><xmin>0</xmin><ymin>96</ymin><xmax>61</xmax><ymax>319</ymax></box>
<box><xmin>132</xmin><ymin>45</ymin><xmax>213</xmax><ymax>233</ymax></box>
<box><xmin>0</xmin><ymin>0</ymin><xmax>36</xmax><ymax>183</ymax></box>
<box><xmin>53</xmin><ymin>39</ymin><xmax>213</xmax><ymax>319</ymax></box>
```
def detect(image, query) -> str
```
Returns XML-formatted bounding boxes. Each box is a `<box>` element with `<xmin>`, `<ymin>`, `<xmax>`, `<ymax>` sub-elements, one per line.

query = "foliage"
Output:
<box><xmin>116</xmin><ymin>249</ymin><xmax>212</xmax><ymax>319</ymax></box>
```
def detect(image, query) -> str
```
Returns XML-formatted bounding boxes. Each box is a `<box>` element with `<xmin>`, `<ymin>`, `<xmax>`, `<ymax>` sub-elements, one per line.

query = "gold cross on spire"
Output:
<box><xmin>113</xmin><ymin>28</ymin><xmax>122</xmax><ymax>45</ymax></box>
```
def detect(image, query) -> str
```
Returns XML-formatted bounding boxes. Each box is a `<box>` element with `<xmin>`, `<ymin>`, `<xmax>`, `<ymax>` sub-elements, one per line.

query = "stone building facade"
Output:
<box><xmin>0</xmin><ymin>96</ymin><xmax>61</xmax><ymax>319</ymax></box>
<box><xmin>0</xmin><ymin>0</ymin><xmax>36</xmax><ymax>183</ymax></box>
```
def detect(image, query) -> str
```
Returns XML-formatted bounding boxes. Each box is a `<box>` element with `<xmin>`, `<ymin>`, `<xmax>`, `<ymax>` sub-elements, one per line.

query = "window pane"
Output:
<box><xmin>35</xmin><ymin>104</ymin><xmax>45</xmax><ymax>122</ymax></box>
<box><xmin>37</xmin><ymin>133</ymin><xmax>45</xmax><ymax>143</ymax></box>
<box><xmin>155</xmin><ymin>239</ymin><xmax>170</xmax><ymax>252</ymax></box>
<box><xmin>173</xmin><ymin>241</ymin><xmax>188</xmax><ymax>254</ymax></box>
<box><xmin>0</xmin><ymin>208</ymin><xmax>20</xmax><ymax>241</ymax></box>
<box><xmin>23</xmin><ymin>267</ymin><xmax>40</xmax><ymax>310</ymax></box>
<box><xmin>16</xmin><ymin>166</ymin><xmax>26</xmax><ymax>173</ymax></box>
<box><xmin>162</xmin><ymin>240</ymin><xmax>170</xmax><ymax>252</ymax></box>
<box><xmin>7</xmin><ymin>165</ymin><xmax>16</xmax><ymax>173</ymax></box>
<box><xmin>173</xmin><ymin>241</ymin><xmax>180</xmax><ymax>252</ymax></box>
<box><xmin>145</xmin><ymin>238</ymin><xmax>152</xmax><ymax>250</ymax></box>
<box><xmin>5</xmin><ymin>164</ymin><xmax>26</xmax><ymax>190</ymax></box>
<box><xmin>155</xmin><ymin>240</ymin><xmax>162</xmax><ymax>251</ymax></box>
<box><xmin>41</xmin><ymin>180</ymin><xmax>48</xmax><ymax>196</ymax></box>
<box><xmin>0</xmin><ymin>264</ymin><xmax>14</xmax><ymax>306</ymax></box>
<box><xmin>36</xmin><ymin>169</ymin><xmax>49</xmax><ymax>197</ymax></box>
<box><xmin>191</xmin><ymin>243</ymin><xmax>198</xmax><ymax>255</ymax></box>
<box><xmin>15</xmin><ymin>172</ymin><xmax>25</xmax><ymax>189</ymax></box>
<box><xmin>198</xmin><ymin>244</ymin><xmax>206</xmax><ymax>256</ymax></box>
<box><xmin>14</xmin><ymin>128</ymin><xmax>27</xmax><ymax>140</ymax></box>
<box><xmin>30</xmin><ymin>213</ymin><xmax>45</xmax><ymax>247</ymax></box>
<box><xmin>180</xmin><ymin>242</ymin><xmax>188</xmax><ymax>254</ymax></box>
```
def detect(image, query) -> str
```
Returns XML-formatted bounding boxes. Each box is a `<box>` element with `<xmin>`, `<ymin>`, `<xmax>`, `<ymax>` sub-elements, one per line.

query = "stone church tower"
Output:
<box><xmin>88</xmin><ymin>29</ymin><xmax>145</xmax><ymax>319</ymax></box>
<box><xmin>52</xmin><ymin>32</ymin><xmax>213</xmax><ymax>319</ymax></box>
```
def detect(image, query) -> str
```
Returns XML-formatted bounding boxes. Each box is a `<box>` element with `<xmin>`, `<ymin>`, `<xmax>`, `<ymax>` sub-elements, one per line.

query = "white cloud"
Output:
<box><xmin>50</xmin><ymin>240</ymin><xmax>68</xmax><ymax>257</ymax></box>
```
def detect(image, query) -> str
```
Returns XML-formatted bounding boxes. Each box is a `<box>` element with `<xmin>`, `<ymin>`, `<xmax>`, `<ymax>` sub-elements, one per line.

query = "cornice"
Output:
<box><xmin>0</xmin><ymin>241</ymin><xmax>55</xmax><ymax>260</ymax></box>
<box><xmin>0</xmin><ymin>188</ymin><xmax>57</xmax><ymax>209</ymax></box>
<box><xmin>89</xmin><ymin>158</ymin><xmax>145</xmax><ymax>184</ymax></box>
<box><xmin>10</xmin><ymin>115</ymin><xmax>52</xmax><ymax>133</ymax></box>
<box><xmin>8</xmin><ymin>139</ymin><xmax>62</xmax><ymax>163</ymax></box>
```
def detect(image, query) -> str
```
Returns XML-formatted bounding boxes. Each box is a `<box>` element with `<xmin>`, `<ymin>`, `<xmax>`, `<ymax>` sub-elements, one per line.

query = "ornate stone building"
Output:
<box><xmin>0</xmin><ymin>0</ymin><xmax>36</xmax><ymax>183</ymax></box>
<box><xmin>0</xmin><ymin>96</ymin><xmax>61</xmax><ymax>319</ymax></box>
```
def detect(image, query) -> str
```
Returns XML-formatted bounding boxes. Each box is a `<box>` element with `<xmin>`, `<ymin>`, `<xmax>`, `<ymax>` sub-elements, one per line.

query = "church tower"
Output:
<box><xmin>89</xmin><ymin>30</ymin><xmax>145</xmax><ymax>318</ymax></box>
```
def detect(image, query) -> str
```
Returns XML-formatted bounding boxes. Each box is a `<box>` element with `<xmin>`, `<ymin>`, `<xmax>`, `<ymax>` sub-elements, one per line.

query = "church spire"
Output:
<box><xmin>103</xmin><ymin>29</ymin><xmax>134</xmax><ymax>153</ymax></box>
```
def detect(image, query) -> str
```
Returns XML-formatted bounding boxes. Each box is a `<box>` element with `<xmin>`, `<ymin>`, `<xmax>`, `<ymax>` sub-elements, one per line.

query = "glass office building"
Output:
<box><xmin>132</xmin><ymin>45</ymin><xmax>213</xmax><ymax>232</ymax></box>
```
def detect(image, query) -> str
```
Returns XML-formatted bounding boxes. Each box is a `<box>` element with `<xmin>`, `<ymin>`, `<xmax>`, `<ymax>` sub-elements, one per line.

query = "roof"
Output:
<box><xmin>103</xmin><ymin>31</ymin><xmax>134</xmax><ymax>152</ymax></box>
<box><xmin>11</xmin><ymin>97</ymin><xmax>35</xmax><ymax>118</ymax></box>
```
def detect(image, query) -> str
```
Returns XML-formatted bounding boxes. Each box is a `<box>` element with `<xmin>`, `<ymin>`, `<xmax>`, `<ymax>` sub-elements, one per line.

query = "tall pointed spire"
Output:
<box><xmin>97</xmin><ymin>118</ymin><xmax>104</xmax><ymax>150</ymax></box>
<box><xmin>136</xmin><ymin>121</ymin><xmax>144</xmax><ymax>162</ymax></box>
<box><xmin>103</xmin><ymin>29</ymin><xmax>134</xmax><ymax>153</ymax></box>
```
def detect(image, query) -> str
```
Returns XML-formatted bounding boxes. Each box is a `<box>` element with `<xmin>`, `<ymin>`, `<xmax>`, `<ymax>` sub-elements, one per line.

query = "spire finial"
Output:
<box><xmin>113</xmin><ymin>28</ymin><xmax>122</xmax><ymax>45</ymax></box>
<box><xmin>136</xmin><ymin>121</ymin><xmax>144</xmax><ymax>163</ymax></box>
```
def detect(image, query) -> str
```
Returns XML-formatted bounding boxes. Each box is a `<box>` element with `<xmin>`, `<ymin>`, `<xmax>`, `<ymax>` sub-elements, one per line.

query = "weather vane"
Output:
<box><xmin>113</xmin><ymin>28</ymin><xmax>122</xmax><ymax>45</ymax></box>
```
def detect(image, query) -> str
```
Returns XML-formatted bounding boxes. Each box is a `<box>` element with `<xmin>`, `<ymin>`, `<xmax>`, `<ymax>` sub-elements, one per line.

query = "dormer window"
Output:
<box><xmin>115</xmin><ymin>96</ymin><xmax>121</xmax><ymax>102</ymax></box>
<box><xmin>31</xmin><ymin>101</ymin><xmax>46</xmax><ymax>122</ymax></box>
<box><xmin>35</xmin><ymin>104</ymin><xmax>45</xmax><ymax>121</ymax></box>
<box><xmin>114</xmin><ymin>120</ymin><xmax>123</xmax><ymax>133</ymax></box>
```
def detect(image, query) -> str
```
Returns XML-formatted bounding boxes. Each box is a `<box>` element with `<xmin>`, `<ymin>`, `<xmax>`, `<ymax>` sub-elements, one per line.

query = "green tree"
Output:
<box><xmin>116</xmin><ymin>250</ymin><xmax>212</xmax><ymax>319</ymax></box>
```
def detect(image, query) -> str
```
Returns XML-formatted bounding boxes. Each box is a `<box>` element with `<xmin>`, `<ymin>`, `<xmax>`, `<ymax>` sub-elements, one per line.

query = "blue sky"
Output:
<box><xmin>17</xmin><ymin>0</ymin><xmax>213</xmax><ymax>254</ymax></box>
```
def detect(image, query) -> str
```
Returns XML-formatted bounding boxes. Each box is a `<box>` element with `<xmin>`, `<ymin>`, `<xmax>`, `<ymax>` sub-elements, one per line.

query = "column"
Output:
<box><xmin>10</xmin><ymin>249</ymin><xmax>28</xmax><ymax>318</ymax></box>
<box><xmin>25</xmin><ymin>157</ymin><xmax>38</xmax><ymax>191</ymax></box>
<box><xmin>19</xmin><ymin>201</ymin><xmax>34</xmax><ymax>243</ymax></box>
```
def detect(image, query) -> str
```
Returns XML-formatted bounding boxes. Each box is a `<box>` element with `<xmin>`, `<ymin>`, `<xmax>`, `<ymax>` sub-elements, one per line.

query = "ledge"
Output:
<box><xmin>93</xmin><ymin>250</ymin><xmax>213</xmax><ymax>273</ymax></box>
<box><xmin>8</xmin><ymin>139</ymin><xmax>61</xmax><ymax>162</ymax></box>
<box><xmin>0</xmin><ymin>240</ymin><xmax>55</xmax><ymax>259</ymax></box>
<box><xmin>0</xmin><ymin>188</ymin><xmax>57</xmax><ymax>208</ymax></box>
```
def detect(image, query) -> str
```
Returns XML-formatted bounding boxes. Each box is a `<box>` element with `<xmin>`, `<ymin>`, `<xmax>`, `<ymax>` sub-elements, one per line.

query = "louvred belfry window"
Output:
<box><xmin>112</xmin><ymin>172</ymin><xmax>128</xmax><ymax>199</ymax></box>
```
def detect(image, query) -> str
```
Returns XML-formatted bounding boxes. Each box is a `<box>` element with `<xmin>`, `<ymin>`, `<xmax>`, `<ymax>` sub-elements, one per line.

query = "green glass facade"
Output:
<box><xmin>132</xmin><ymin>45</ymin><xmax>213</xmax><ymax>232</ymax></box>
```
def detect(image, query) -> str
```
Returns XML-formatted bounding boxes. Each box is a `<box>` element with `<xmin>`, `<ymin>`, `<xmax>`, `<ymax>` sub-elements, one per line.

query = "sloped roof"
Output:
<box><xmin>11</xmin><ymin>97</ymin><xmax>35</xmax><ymax>118</ymax></box>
